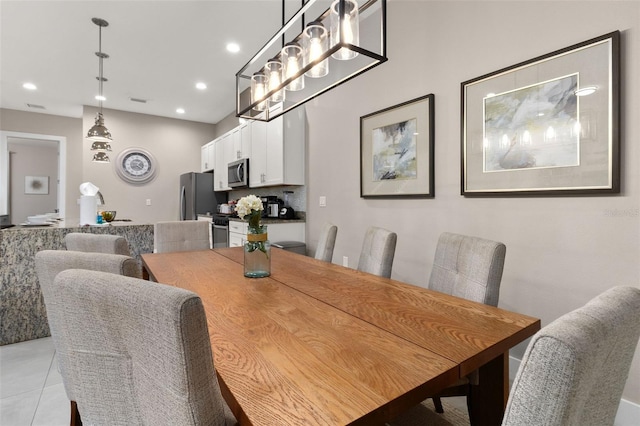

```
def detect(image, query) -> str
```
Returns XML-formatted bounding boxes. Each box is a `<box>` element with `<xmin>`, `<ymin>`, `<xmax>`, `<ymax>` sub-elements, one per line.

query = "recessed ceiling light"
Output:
<box><xmin>176</xmin><ymin>108</ymin><xmax>185</xmax><ymax>114</ymax></box>
<box><xmin>196</xmin><ymin>82</ymin><xmax>207</xmax><ymax>90</ymax></box>
<box><xmin>95</xmin><ymin>95</ymin><xmax>106</xmax><ymax>101</ymax></box>
<box><xmin>226</xmin><ymin>42</ymin><xmax>240</xmax><ymax>53</ymax></box>
<box><xmin>23</xmin><ymin>82</ymin><xmax>37</xmax><ymax>90</ymax></box>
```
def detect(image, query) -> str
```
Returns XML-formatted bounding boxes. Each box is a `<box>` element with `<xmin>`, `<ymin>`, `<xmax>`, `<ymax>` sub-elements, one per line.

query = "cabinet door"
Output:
<box><xmin>201</xmin><ymin>142</ymin><xmax>214</xmax><ymax>172</ymax></box>
<box><xmin>201</xmin><ymin>145</ymin><xmax>209</xmax><ymax>172</ymax></box>
<box><xmin>239</xmin><ymin>122</ymin><xmax>251</xmax><ymax>159</ymax></box>
<box><xmin>214</xmin><ymin>135</ymin><xmax>229</xmax><ymax>190</ymax></box>
<box><xmin>265</xmin><ymin>109</ymin><xmax>284</xmax><ymax>186</ymax></box>
<box><xmin>249</xmin><ymin>120</ymin><xmax>267</xmax><ymax>187</ymax></box>
<box><xmin>230</xmin><ymin>128</ymin><xmax>242</xmax><ymax>161</ymax></box>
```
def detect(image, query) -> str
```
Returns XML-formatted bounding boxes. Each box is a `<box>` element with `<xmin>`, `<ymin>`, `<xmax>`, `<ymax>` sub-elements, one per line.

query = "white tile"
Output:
<box><xmin>0</xmin><ymin>337</ymin><xmax>55</xmax><ymax>399</ymax></box>
<box><xmin>0</xmin><ymin>387</ymin><xmax>40</xmax><ymax>426</ymax></box>
<box><xmin>44</xmin><ymin>352</ymin><xmax>63</xmax><ymax>388</ymax></box>
<box><xmin>31</xmin><ymin>383</ymin><xmax>69</xmax><ymax>426</ymax></box>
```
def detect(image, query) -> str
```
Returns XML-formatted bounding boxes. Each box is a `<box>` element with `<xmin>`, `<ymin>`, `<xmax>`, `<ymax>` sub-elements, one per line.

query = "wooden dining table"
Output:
<box><xmin>141</xmin><ymin>247</ymin><xmax>540</xmax><ymax>426</ymax></box>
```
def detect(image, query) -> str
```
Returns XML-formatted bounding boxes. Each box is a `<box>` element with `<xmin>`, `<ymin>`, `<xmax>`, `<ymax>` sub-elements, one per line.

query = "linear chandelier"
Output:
<box><xmin>236</xmin><ymin>0</ymin><xmax>387</xmax><ymax>122</ymax></box>
<box><xmin>86</xmin><ymin>17</ymin><xmax>112</xmax><ymax>163</ymax></box>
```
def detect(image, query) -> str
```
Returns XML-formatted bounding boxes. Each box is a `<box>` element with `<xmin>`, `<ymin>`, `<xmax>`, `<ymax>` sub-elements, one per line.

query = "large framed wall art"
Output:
<box><xmin>461</xmin><ymin>31</ymin><xmax>620</xmax><ymax>196</ymax></box>
<box><xmin>360</xmin><ymin>94</ymin><xmax>435</xmax><ymax>198</ymax></box>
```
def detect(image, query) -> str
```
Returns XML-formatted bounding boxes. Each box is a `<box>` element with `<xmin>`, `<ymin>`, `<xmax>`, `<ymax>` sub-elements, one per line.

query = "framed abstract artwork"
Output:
<box><xmin>24</xmin><ymin>176</ymin><xmax>49</xmax><ymax>195</ymax></box>
<box><xmin>461</xmin><ymin>31</ymin><xmax>620</xmax><ymax>196</ymax></box>
<box><xmin>360</xmin><ymin>94</ymin><xmax>435</xmax><ymax>198</ymax></box>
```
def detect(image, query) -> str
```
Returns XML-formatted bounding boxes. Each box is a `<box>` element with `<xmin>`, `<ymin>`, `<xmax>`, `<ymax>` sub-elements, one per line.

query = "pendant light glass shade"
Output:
<box><xmin>282</xmin><ymin>42</ymin><xmax>305</xmax><ymax>91</ymax></box>
<box><xmin>304</xmin><ymin>21</ymin><xmax>329</xmax><ymax>78</ymax></box>
<box><xmin>330</xmin><ymin>0</ymin><xmax>359</xmax><ymax>60</ymax></box>
<box><xmin>92</xmin><ymin>151</ymin><xmax>110</xmax><ymax>163</ymax></box>
<box><xmin>251</xmin><ymin>72</ymin><xmax>269</xmax><ymax>111</ymax></box>
<box><xmin>87</xmin><ymin>112</ymin><xmax>112</xmax><ymax>143</ymax></box>
<box><xmin>266</xmin><ymin>59</ymin><xmax>286</xmax><ymax>103</ymax></box>
<box><xmin>90</xmin><ymin>139</ymin><xmax>112</xmax><ymax>152</ymax></box>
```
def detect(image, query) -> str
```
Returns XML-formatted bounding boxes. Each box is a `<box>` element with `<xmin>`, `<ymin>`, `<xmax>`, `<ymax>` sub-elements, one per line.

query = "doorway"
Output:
<box><xmin>0</xmin><ymin>131</ymin><xmax>66</xmax><ymax>224</ymax></box>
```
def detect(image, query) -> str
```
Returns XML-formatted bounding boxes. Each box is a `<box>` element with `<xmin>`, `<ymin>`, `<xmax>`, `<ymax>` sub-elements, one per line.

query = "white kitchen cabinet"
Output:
<box><xmin>249</xmin><ymin>104</ymin><xmax>305</xmax><ymax>188</ymax></box>
<box><xmin>228</xmin><ymin>220</ymin><xmax>305</xmax><ymax>248</ymax></box>
<box><xmin>200</xmin><ymin>142</ymin><xmax>215</xmax><ymax>172</ymax></box>
<box><xmin>214</xmin><ymin>134</ymin><xmax>230</xmax><ymax>191</ymax></box>
<box><xmin>230</xmin><ymin>123</ymin><xmax>251</xmax><ymax>161</ymax></box>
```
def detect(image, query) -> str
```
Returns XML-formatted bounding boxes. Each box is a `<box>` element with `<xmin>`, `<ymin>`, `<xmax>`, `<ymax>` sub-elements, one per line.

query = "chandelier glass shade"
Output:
<box><xmin>236</xmin><ymin>0</ymin><xmax>387</xmax><ymax>121</ymax></box>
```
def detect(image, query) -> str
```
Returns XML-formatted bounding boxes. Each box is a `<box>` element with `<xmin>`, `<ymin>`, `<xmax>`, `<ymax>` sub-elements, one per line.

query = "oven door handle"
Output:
<box><xmin>213</xmin><ymin>224</ymin><xmax>228</xmax><ymax>230</ymax></box>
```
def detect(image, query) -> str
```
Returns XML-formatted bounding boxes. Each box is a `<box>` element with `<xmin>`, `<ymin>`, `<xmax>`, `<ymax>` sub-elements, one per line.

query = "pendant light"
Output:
<box><xmin>304</xmin><ymin>21</ymin><xmax>329</xmax><ymax>78</ymax></box>
<box><xmin>87</xmin><ymin>17</ymin><xmax>112</xmax><ymax>162</ymax></box>
<box><xmin>282</xmin><ymin>42</ymin><xmax>305</xmax><ymax>91</ymax></box>
<box><xmin>330</xmin><ymin>0</ymin><xmax>359</xmax><ymax>60</ymax></box>
<box><xmin>237</xmin><ymin>0</ymin><xmax>387</xmax><ymax>122</ymax></box>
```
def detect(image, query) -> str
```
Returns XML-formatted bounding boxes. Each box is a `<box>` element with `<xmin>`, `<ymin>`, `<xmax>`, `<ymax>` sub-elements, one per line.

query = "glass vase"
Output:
<box><xmin>244</xmin><ymin>226</ymin><xmax>271</xmax><ymax>278</ymax></box>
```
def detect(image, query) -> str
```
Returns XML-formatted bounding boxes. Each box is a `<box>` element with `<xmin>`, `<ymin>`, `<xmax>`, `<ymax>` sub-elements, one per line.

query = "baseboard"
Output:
<box><xmin>509</xmin><ymin>355</ymin><xmax>640</xmax><ymax>426</ymax></box>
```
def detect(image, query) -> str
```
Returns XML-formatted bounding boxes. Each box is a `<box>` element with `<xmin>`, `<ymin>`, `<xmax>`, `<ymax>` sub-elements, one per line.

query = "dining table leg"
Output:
<box><xmin>468</xmin><ymin>353</ymin><xmax>509</xmax><ymax>425</ymax></box>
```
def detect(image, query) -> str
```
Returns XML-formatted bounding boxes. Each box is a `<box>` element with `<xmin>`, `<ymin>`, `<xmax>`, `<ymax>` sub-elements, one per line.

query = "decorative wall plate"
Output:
<box><xmin>115</xmin><ymin>147</ymin><xmax>157</xmax><ymax>184</ymax></box>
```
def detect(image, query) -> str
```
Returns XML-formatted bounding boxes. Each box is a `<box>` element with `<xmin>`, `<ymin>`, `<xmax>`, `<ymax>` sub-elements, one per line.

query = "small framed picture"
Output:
<box><xmin>360</xmin><ymin>94</ymin><xmax>435</xmax><ymax>198</ymax></box>
<box><xmin>461</xmin><ymin>31</ymin><xmax>619</xmax><ymax>196</ymax></box>
<box><xmin>25</xmin><ymin>176</ymin><xmax>49</xmax><ymax>195</ymax></box>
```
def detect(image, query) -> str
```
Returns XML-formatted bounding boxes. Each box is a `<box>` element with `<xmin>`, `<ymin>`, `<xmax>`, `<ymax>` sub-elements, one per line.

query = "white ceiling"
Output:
<box><xmin>0</xmin><ymin>0</ymin><xmax>295</xmax><ymax>124</ymax></box>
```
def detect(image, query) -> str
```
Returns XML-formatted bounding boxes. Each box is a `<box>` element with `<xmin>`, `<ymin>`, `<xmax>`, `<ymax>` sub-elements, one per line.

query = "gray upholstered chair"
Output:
<box><xmin>154</xmin><ymin>220</ymin><xmax>210</xmax><ymax>253</ymax></box>
<box><xmin>356</xmin><ymin>226</ymin><xmax>397</xmax><ymax>278</ymax></box>
<box><xmin>65</xmin><ymin>232</ymin><xmax>131</xmax><ymax>256</ymax></box>
<box><xmin>50</xmin><ymin>269</ymin><xmax>236</xmax><ymax>425</ymax></box>
<box><xmin>427</xmin><ymin>232</ymin><xmax>506</xmax><ymax>417</ymax></box>
<box><xmin>502</xmin><ymin>286</ymin><xmax>640</xmax><ymax>426</ymax></box>
<box><xmin>35</xmin><ymin>250</ymin><xmax>141</xmax><ymax>426</ymax></box>
<box><xmin>314</xmin><ymin>223</ymin><xmax>338</xmax><ymax>262</ymax></box>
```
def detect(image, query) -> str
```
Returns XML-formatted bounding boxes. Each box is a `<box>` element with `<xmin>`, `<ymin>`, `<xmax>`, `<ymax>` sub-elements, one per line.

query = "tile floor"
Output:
<box><xmin>1</xmin><ymin>337</ymin><xmax>69</xmax><ymax>426</ymax></box>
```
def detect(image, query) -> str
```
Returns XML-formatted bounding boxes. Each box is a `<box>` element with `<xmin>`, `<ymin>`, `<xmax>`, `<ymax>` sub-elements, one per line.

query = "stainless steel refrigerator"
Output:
<box><xmin>179</xmin><ymin>172</ymin><xmax>227</xmax><ymax>220</ymax></box>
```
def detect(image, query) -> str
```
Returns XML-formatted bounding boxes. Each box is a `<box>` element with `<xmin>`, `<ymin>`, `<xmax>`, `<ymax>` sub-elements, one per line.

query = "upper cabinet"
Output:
<box><xmin>249</xmin><ymin>104</ymin><xmax>305</xmax><ymax>188</ymax></box>
<box><xmin>206</xmin><ymin>105</ymin><xmax>305</xmax><ymax>191</ymax></box>
<box><xmin>214</xmin><ymin>133</ymin><xmax>231</xmax><ymax>191</ymax></box>
<box><xmin>230</xmin><ymin>123</ymin><xmax>251</xmax><ymax>161</ymax></box>
<box><xmin>200</xmin><ymin>142</ymin><xmax>215</xmax><ymax>172</ymax></box>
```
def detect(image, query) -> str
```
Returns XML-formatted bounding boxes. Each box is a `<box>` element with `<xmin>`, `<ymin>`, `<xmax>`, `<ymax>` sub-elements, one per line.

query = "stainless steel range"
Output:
<box><xmin>212</xmin><ymin>214</ymin><xmax>232</xmax><ymax>248</ymax></box>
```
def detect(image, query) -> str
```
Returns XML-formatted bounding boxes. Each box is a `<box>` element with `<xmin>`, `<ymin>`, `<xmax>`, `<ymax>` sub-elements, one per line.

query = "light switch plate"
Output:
<box><xmin>319</xmin><ymin>196</ymin><xmax>327</xmax><ymax>207</ymax></box>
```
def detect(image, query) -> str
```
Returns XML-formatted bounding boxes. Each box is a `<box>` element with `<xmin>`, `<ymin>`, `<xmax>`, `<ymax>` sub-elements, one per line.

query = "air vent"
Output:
<box><xmin>27</xmin><ymin>103</ymin><xmax>45</xmax><ymax>109</ymax></box>
<box><xmin>130</xmin><ymin>97</ymin><xmax>147</xmax><ymax>103</ymax></box>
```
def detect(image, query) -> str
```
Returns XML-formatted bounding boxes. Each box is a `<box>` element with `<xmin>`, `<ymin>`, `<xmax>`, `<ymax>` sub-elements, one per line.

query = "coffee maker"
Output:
<box><xmin>260</xmin><ymin>196</ymin><xmax>281</xmax><ymax>218</ymax></box>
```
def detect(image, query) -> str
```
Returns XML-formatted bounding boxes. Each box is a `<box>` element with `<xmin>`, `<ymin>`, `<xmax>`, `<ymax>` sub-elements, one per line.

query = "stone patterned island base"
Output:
<box><xmin>0</xmin><ymin>224</ymin><xmax>154</xmax><ymax>345</ymax></box>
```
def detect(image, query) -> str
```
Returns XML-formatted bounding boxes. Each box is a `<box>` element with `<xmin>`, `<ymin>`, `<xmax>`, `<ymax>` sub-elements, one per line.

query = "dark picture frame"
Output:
<box><xmin>360</xmin><ymin>94</ymin><xmax>435</xmax><ymax>198</ymax></box>
<box><xmin>461</xmin><ymin>31</ymin><xmax>620</xmax><ymax>196</ymax></box>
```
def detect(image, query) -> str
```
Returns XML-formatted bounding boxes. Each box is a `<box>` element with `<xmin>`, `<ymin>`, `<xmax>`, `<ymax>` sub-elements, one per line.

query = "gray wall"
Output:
<box><xmin>304</xmin><ymin>1</ymin><xmax>640</xmax><ymax>403</ymax></box>
<box><xmin>8</xmin><ymin>141</ymin><xmax>58</xmax><ymax>223</ymax></box>
<box><xmin>0</xmin><ymin>108</ymin><xmax>82</xmax><ymax>218</ymax></box>
<box><xmin>82</xmin><ymin>106</ymin><xmax>215</xmax><ymax>223</ymax></box>
<box><xmin>0</xmin><ymin>107</ymin><xmax>216</xmax><ymax>223</ymax></box>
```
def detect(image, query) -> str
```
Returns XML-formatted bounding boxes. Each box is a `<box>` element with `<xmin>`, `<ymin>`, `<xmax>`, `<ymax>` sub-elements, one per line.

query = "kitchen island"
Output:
<box><xmin>0</xmin><ymin>222</ymin><xmax>154</xmax><ymax>345</ymax></box>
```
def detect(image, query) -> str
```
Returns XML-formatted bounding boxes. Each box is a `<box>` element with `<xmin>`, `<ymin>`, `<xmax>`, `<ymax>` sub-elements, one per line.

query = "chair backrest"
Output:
<box><xmin>35</xmin><ymin>250</ymin><xmax>141</xmax><ymax>402</ymax></box>
<box><xmin>314</xmin><ymin>223</ymin><xmax>338</xmax><ymax>262</ymax></box>
<box><xmin>357</xmin><ymin>226</ymin><xmax>397</xmax><ymax>278</ymax></box>
<box><xmin>502</xmin><ymin>286</ymin><xmax>640</xmax><ymax>426</ymax></box>
<box><xmin>154</xmin><ymin>220</ymin><xmax>210</xmax><ymax>253</ymax></box>
<box><xmin>50</xmin><ymin>269</ymin><xmax>231</xmax><ymax>425</ymax></box>
<box><xmin>65</xmin><ymin>232</ymin><xmax>131</xmax><ymax>256</ymax></box>
<box><xmin>428</xmin><ymin>232</ymin><xmax>506</xmax><ymax>307</ymax></box>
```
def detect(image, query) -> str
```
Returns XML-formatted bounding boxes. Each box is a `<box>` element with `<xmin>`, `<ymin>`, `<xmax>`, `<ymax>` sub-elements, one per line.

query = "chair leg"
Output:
<box><xmin>70</xmin><ymin>401</ymin><xmax>83</xmax><ymax>426</ymax></box>
<box><xmin>432</xmin><ymin>397</ymin><xmax>444</xmax><ymax>414</ymax></box>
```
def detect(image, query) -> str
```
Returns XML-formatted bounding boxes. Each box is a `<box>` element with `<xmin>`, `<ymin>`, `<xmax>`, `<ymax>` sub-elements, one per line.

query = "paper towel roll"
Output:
<box><xmin>79</xmin><ymin>195</ymin><xmax>97</xmax><ymax>225</ymax></box>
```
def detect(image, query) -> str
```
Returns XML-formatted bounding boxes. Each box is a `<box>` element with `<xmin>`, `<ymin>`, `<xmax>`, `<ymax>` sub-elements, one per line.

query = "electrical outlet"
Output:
<box><xmin>319</xmin><ymin>196</ymin><xmax>327</xmax><ymax>207</ymax></box>
<box><xmin>146</xmin><ymin>199</ymin><xmax>151</xmax><ymax>206</ymax></box>
<box><xmin>342</xmin><ymin>256</ymin><xmax>348</xmax><ymax>267</ymax></box>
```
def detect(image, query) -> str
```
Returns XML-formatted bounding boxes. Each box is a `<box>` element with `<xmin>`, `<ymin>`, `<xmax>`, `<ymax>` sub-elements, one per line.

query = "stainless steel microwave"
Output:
<box><xmin>228</xmin><ymin>158</ymin><xmax>249</xmax><ymax>188</ymax></box>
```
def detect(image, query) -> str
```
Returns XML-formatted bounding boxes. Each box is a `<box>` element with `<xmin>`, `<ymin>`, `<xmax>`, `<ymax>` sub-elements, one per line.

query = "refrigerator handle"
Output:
<box><xmin>180</xmin><ymin>186</ymin><xmax>186</xmax><ymax>220</ymax></box>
